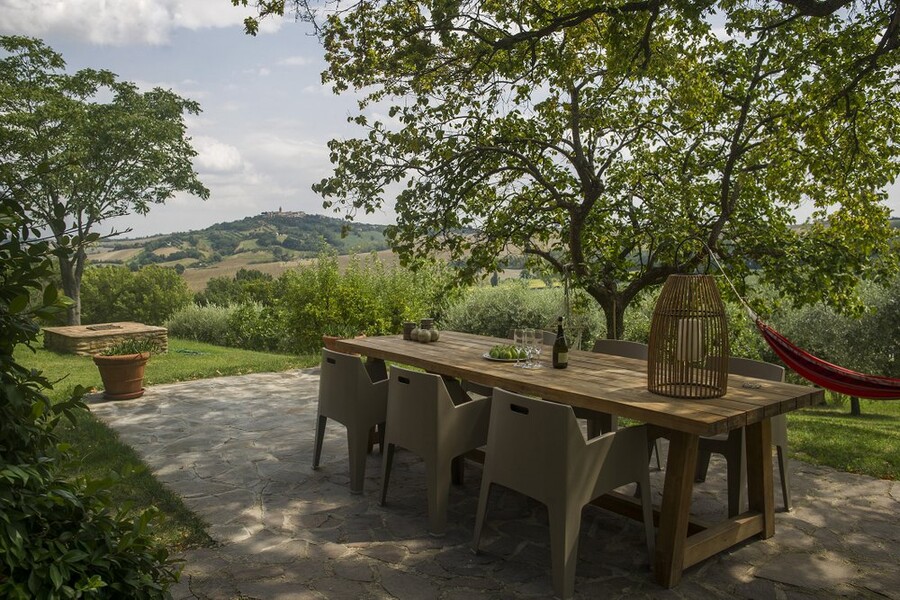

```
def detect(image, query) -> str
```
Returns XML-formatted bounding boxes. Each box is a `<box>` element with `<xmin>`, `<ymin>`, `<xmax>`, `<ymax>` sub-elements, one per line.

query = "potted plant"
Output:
<box><xmin>93</xmin><ymin>338</ymin><xmax>160</xmax><ymax>400</ymax></box>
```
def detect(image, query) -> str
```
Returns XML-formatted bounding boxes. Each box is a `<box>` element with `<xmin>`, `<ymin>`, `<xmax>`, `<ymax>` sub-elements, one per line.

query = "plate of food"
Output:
<box><xmin>483</xmin><ymin>344</ymin><xmax>527</xmax><ymax>362</ymax></box>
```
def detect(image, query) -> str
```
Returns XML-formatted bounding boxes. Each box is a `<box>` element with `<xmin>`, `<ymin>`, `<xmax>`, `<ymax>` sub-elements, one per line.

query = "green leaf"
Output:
<box><xmin>8</xmin><ymin>294</ymin><xmax>28</xmax><ymax>314</ymax></box>
<box><xmin>42</xmin><ymin>284</ymin><xmax>58</xmax><ymax>305</ymax></box>
<box><xmin>49</xmin><ymin>563</ymin><xmax>63</xmax><ymax>589</ymax></box>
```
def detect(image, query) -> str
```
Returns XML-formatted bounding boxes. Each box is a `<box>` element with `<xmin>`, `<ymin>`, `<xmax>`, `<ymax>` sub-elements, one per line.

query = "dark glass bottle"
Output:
<box><xmin>552</xmin><ymin>316</ymin><xmax>569</xmax><ymax>369</ymax></box>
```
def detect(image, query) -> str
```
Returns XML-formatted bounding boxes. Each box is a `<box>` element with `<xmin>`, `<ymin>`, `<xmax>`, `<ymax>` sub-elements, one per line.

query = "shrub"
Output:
<box><xmin>1</xmin><ymin>201</ymin><xmax>178</xmax><ymax>597</ymax></box>
<box><xmin>439</xmin><ymin>282</ymin><xmax>604</xmax><ymax>348</ymax></box>
<box><xmin>166</xmin><ymin>304</ymin><xmax>236</xmax><ymax>345</ymax></box>
<box><xmin>769</xmin><ymin>273</ymin><xmax>900</xmax><ymax>379</ymax></box>
<box><xmin>226</xmin><ymin>302</ymin><xmax>285</xmax><ymax>353</ymax></box>
<box><xmin>194</xmin><ymin>269</ymin><xmax>275</xmax><ymax>307</ymax></box>
<box><xmin>81</xmin><ymin>265</ymin><xmax>193</xmax><ymax>325</ymax></box>
<box><xmin>279</xmin><ymin>253</ymin><xmax>451</xmax><ymax>353</ymax></box>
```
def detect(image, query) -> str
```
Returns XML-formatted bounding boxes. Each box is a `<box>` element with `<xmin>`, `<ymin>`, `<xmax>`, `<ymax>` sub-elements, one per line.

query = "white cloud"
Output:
<box><xmin>250</xmin><ymin>133</ymin><xmax>327</xmax><ymax>159</ymax></box>
<box><xmin>0</xmin><ymin>0</ymin><xmax>279</xmax><ymax>46</ymax></box>
<box><xmin>192</xmin><ymin>136</ymin><xmax>246</xmax><ymax>174</ymax></box>
<box><xmin>278</xmin><ymin>55</ymin><xmax>313</xmax><ymax>67</ymax></box>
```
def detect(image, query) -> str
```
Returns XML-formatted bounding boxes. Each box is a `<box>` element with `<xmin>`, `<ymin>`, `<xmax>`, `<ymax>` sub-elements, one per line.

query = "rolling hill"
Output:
<box><xmin>87</xmin><ymin>211</ymin><xmax>393</xmax><ymax>291</ymax></box>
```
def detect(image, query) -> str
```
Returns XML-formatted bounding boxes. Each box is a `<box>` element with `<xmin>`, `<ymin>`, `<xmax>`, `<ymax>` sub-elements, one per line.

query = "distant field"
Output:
<box><xmin>89</xmin><ymin>247</ymin><xmax>142</xmax><ymax>262</ymax></box>
<box><xmin>152</xmin><ymin>246</ymin><xmax>181</xmax><ymax>257</ymax></box>
<box><xmin>179</xmin><ymin>248</ymin><xmax>404</xmax><ymax>291</ymax></box>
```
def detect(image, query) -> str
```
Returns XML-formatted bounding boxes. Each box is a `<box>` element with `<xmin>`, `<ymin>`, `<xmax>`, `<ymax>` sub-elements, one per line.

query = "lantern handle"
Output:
<box><xmin>674</xmin><ymin>236</ymin><xmax>713</xmax><ymax>274</ymax></box>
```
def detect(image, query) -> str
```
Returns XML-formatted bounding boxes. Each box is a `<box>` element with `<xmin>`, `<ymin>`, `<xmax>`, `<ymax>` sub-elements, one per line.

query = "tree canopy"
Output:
<box><xmin>0</xmin><ymin>36</ymin><xmax>210</xmax><ymax>325</ymax></box>
<box><xmin>240</xmin><ymin>1</ymin><xmax>899</xmax><ymax>336</ymax></box>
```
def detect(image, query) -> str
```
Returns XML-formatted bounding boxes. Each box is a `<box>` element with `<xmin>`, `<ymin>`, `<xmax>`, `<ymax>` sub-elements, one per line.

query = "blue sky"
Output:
<box><xmin>1</xmin><ymin>0</ymin><xmax>897</xmax><ymax>238</ymax></box>
<box><xmin>1</xmin><ymin>0</ymin><xmax>385</xmax><ymax>237</ymax></box>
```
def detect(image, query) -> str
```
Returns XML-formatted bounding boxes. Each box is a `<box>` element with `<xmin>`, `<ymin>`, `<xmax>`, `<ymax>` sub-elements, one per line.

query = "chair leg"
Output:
<box><xmin>377</xmin><ymin>422</ymin><xmax>386</xmax><ymax>454</ymax></box>
<box><xmin>380</xmin><ymin>443</ymin><xmax>395</xmax><ymax>506</ymax></box>
<box><xmin>652</xmin><ymin>439</ymin><xmax>663</xmax><ymax>471</ymax></box>
<box><xmin>586</xmin><ymin>412</ymin><xmax>617</xmax><ymax>438</ymax></box>
<box><xmin>425</xmin><ymin>460</ymin><xmax>452</xmax><ymax>536</ymax></box>
<box><xmin>725</xmin><ymin>449</ymin><xmax>747</xmax><ymax>518</ymax></box>
<box><xmin>347</xmin><ymin>425</ymin><xmax>370</xmax><ymax>495</ymax></box>
<box><xmin>776</xmin><ymin>445</ymin><xmax>792</xmax><ymax>511</ymax></box>
<box><xmin>312</xmin><ymin>415</ymin><xmax>327</xmax><ymax>469</ymax></box>
<box><xmin>366</xmin><ymin>425</ymin><xmax>376</xmax><ymax>454</ymax></box>
<box><xmin>451</xmin><ymin>455</ymin><xmax>465</xmax><ymax>485</ymax></box>
<box><xmin>547</xmin><ymin>501</ymin><xmax>582</xmax><ymax>600</ymax></box>
<box><xmin>637</xmin><ymin>476</ymin><xmax>656</xmax><ymax>566</ymax></box>
<box><xmin>694</xmin><ymin>447</ymin><xmax>712</xmax><ymax>483</ymax></box>
<box><xmin>472</xmin><ymin>480</ymin><xmax>493</xmax><ymax>554</ymax></box>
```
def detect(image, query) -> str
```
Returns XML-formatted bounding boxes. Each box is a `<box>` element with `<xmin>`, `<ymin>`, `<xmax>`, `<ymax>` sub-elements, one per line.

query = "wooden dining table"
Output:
<box><xmin>333</xmin><ymin>331</ymin><xmax>824</xmax><ymax>588</ymax></box>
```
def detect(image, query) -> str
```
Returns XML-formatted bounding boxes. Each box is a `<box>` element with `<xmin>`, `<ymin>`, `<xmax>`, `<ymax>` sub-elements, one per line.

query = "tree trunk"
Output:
<box><xmin>850</xmin><ymin>396</ymin><xmax>861</xmax><ymax>416</ymax></box>
<box><xmin>57</xmin><ymin>252</ymin><xmax>84</xmax><ymax>326</ymax></box>
<box><xmin>602</xmin><ymin>298</ymin><xmax>627</xmax><ymax>340</ymax></box>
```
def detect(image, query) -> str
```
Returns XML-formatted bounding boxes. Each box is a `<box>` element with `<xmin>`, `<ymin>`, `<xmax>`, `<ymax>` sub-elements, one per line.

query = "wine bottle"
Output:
<box><xmin>552</xmin><ymin>316</ymin><xmax>568</xmax><ymax>369</ymax></box>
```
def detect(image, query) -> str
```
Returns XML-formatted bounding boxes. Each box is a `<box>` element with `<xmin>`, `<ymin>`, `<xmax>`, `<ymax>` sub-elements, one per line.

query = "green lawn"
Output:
<box><xmin>15</xmin><ymin>336</ymin><xmax>319</xmax><ymax>551</ymax></box>
<box><xmin>787</xmin><ymin>393</ymin><xmax>900</xmax><ymax>481</ymax></box>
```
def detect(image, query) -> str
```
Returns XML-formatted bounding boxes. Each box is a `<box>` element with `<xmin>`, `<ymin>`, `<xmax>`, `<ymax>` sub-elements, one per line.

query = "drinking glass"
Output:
<box><xmin>513</xmin><ymin>328</ymin><xmax>527</xmax><ymax>367</ymax></box>
<box><xmin>530</xmin><ymin>330</ymin><xmax>543</xmax><ymax>368</ymax></box>
<box><xmin>522</xmin><ymin>328</ymin><xmax>536</xmax><ymax>369</ymax></box>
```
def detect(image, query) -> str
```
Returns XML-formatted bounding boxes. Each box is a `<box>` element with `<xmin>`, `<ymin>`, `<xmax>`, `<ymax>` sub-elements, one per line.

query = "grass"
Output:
<box><xmin>15</xmin><ymin>336</ymin><xmax>319</xmax><ymax>551</ymax></box>
<box><xmin>787</xmin><ymin>393</ymin><xmax>900</xmax><ymax>481</ymax></box>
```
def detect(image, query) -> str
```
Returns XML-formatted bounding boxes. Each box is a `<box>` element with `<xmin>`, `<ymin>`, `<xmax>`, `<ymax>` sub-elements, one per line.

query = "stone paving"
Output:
<box><xmin>89</xmin><ymin>369</ymin><xmax>900</xmax><ymax>600</ymax></box>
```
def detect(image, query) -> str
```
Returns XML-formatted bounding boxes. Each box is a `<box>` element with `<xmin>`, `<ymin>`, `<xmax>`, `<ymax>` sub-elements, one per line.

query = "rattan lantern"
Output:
<box><xmin>648</xmin><ymin>274</ymin><xmax>729</xmax><ymax>399</ymax></box>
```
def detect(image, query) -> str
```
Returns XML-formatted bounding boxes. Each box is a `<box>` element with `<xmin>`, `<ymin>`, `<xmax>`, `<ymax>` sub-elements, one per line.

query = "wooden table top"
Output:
<box><xmin>334</xmin><ymin>331</ymin><xmax>824</xmax><ymax>437</ymax></box>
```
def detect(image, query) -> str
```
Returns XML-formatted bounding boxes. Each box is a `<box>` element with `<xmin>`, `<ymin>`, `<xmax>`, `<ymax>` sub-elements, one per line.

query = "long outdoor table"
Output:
<box><xmin>333</xmin><ymin>331</ymin><xmax>824</xmax><ymax>588</ymax></box>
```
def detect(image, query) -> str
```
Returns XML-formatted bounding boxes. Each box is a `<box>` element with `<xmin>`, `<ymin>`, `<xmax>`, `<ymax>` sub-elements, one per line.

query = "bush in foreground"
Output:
<box><xmin>1</xmin><ymin>201</ymin><xmax>178</xmax><ymax>597</ymax></box>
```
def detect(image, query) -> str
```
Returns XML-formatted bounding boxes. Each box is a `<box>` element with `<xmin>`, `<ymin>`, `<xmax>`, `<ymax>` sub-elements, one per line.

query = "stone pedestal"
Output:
<box><xmin>43</xmin><ymin>322</ymin><xmax>168</xmax><ymax>356</ymax></box>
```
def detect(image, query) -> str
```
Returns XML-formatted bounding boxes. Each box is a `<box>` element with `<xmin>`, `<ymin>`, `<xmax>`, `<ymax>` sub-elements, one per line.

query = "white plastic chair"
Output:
<box><xmin>313</xmin><ymin>348</ymin><xmax>388</xmax><ymax>494</ymax></box>
<box><xmin>695</xmin><ymin>356</ymin><xmax>792</xmax><ymax>515</ymax></box>
<box><xmin>381</xmin><ymin>366</ymin><xmax>491</xmax><ymax>536</ymax></box>
<box><xmin>472</xmin><ymin>388</ymin><xmax>655</xmax><ymax>600</ymax></box>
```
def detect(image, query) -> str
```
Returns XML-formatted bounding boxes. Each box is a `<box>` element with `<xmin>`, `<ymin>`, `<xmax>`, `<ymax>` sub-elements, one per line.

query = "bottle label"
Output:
<box><xmin>555</xmin><ymin>351</ymin><xmax>568</xmax><ymax>367</ymax></box>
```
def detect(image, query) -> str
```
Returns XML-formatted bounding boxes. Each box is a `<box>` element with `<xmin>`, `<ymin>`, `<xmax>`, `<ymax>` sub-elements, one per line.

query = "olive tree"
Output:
<box><xmin>0</xmin><ymin>36</ymin><xmax>209</xmax><ymax>325</ymax></box>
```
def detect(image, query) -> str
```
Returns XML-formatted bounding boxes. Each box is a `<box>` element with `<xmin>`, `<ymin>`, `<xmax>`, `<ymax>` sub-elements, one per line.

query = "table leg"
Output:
<box><xmin>745</xmin><ymin>418</ymin><xmax>775</xmax><ymax>538</ymax></box>
<box><xmin>655</xmin><ymin>429</ymin><xmax>699</xmax><ymax>588</ymax></box>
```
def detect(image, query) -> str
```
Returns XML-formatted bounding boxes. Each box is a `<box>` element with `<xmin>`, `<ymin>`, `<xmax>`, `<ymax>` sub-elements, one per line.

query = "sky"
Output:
<box><xmin>1</xmin><ymin>0</ymin><xmax>387</xmax><ymax>238</ymax></box>
<box><xmin>1</xmin><ymin>0</ymin><xmax>898</xmax><ymax>239</ymax></box>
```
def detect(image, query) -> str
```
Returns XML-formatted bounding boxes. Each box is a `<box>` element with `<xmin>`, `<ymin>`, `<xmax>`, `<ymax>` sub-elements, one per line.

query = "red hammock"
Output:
<box><xmin>756</xmin><ymin>319</ymin><xmax>900</xmax><ymax>400</ymax></box>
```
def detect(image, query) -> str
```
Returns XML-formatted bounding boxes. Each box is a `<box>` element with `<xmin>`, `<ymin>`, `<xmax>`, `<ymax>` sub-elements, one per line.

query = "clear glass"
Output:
<box><xmin>530</xmin><ymin>329</ymin><xmax>543</xmax><ymax>368</ymax></box>
<box><xmin>513</xmin><ymin>328</ymin><xmax>527</xmax><ymax>367</ymax></box>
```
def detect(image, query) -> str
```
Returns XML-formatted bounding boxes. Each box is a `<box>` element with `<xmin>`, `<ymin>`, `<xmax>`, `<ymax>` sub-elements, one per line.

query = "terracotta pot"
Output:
<box><xmin>93</xmin><ymin>352</ymin><xmax>150</xmax><ymax>400</ymax></box>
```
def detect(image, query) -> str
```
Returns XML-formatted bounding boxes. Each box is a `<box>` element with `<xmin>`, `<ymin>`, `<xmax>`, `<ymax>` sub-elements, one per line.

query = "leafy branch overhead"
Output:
<box><xmin>242</xmin><ymin>1</ymin><xmax>898</xmax><ymax>338</ymax></box>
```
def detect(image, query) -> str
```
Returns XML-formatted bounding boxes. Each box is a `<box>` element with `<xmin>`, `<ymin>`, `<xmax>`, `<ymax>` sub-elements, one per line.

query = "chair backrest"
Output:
<box><xmin>591</xmin><ymin>339</ymin><xmax>649</xmax><ymax>360</ymax></box>
<box><xmin>727</xmin><ymin>356</ymin><xmax>787</xmax><ymax>445</ymax></box>
<box><xmin>318</xmin><ymin>348</ymin><xmax>382</xmax><ymax>422</ymax></box>
<box><xmin>727</xmin><ymin>356</ymin><xmax>785</xmax><ymax>382</ymax></box>
<box><xmin>486</xmin><ymin>388</ymin><xmax>584</xmax><ymax>503</ymax></box>
<box><xmin>386</xmin><ymin>366</ymin><xmax>456</xmax><ymax>450</ymax></box>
